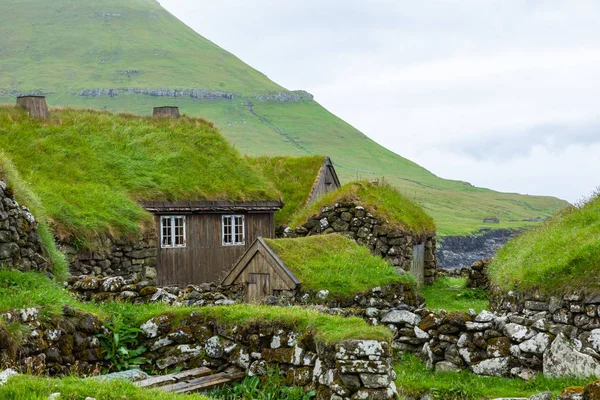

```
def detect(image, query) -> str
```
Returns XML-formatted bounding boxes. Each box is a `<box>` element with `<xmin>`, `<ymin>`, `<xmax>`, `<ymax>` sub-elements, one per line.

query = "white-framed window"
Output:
<box><xmin>222</xmin><ymin>215</ymin><xmax>245</xmax><ymax>246</ymax></box>
<box><xmin>160</xmin><ymin>216</ymin><xmax>186</xmax><ymax>248</ymax></box>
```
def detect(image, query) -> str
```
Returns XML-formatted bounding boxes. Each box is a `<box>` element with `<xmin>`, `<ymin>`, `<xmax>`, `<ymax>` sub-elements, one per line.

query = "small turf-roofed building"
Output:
<box><xmin>0</xmin><ymin>105</ymin><xmax>282</xmax><ymax>286</ymax></box>
<box><xmin>247</xmin><ymin>156</ymin><xmax>341</xmax><ymax>230</ymax></box>
<box><xmin>223</xmin><ymin>235</ymin><xmax>412</xmax><ymax>303</ymax></box>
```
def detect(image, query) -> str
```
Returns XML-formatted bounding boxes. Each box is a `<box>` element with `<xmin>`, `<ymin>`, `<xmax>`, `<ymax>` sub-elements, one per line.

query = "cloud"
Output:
<box><xmin>160</xmin><ymin>0</ymin><xmax>600</xmax><ymax>202</ymax></box>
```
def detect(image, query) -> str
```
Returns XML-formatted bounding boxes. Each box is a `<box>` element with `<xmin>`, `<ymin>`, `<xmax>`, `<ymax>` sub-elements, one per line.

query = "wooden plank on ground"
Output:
<box><xmin>135</xmin><ymin>367</ymin><xmax>213</xmax><ymax>388</ymax></box>
<box><xmin>160</xmin><ymin>371</ymin><xmax>245</xmax><ymax>393</ymax></box>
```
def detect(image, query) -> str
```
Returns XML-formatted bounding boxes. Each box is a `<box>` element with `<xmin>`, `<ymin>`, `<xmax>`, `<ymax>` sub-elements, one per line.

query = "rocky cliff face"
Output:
<box><xmin>437</xmin><ymin>228</ymin><xmax>520</xmax><ymax>270</ymax></box>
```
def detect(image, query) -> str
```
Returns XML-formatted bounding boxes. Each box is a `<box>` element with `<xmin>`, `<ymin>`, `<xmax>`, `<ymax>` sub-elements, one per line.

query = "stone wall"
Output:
<box><xmin>68</xmin><ymin>275</ymin><xmax>243</xmax><ymax>306</ymax></box>
<box><xmin>64</xmin><ymin>234</ymin><xmax>158</xmax><ymax>285</ymax></box>
<box><xmin>281</xmin><ymin>202</ymin><xmax>437</xmax><ymax>285</ymax></box>
<box><xmin>139</xmin><ymin>312</ymin><xmax>398</xmax><ymax>400</ymax></box>
<box><xmin>466</xmin><ymin>258</ymin><xmax>490</xmax><ymax>290</ymax></box>
<box><xmin>0</xmin><ymin>180</ymin><xmax>48</xmax><ymax>274</ymax></box>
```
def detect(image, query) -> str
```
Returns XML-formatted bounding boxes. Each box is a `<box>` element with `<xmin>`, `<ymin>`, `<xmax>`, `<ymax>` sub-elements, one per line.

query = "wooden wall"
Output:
<box><xmin>308</xmin><ymin>164</ymin><xmax>340</xmax><ymax>204</ymax></box>
<box><xmin>156</xmin><ymin>212</ymin><xmax>274</xmax><ymax>286</ymax></box>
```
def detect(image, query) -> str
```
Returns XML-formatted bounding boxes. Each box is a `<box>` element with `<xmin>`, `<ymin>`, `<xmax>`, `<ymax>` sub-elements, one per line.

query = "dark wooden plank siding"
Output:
<box><xmin>232</xmin><ymin>251</ymin><xmax>295</xmax><ymax>292</ymax></box>
<box><xmin>308</xmin><ymin>165</ymin><xmax>340</xmax><ymax>204</ymax></box>
<box><xmin>156</xmin><ymin>212</ymin><xmax>275</xmax><ymax>286</ymax></box>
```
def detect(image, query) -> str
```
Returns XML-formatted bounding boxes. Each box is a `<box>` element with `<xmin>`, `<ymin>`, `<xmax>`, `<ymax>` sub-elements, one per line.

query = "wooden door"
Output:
<box><xmin>246</xmin><ymin>273</ymin><xmax>270</xmax><ymax>303</ymax></box>
<box><xmin>411</xmin><ymin>244</ymin><xmax>425</xmax><ymax>285</ymax></box>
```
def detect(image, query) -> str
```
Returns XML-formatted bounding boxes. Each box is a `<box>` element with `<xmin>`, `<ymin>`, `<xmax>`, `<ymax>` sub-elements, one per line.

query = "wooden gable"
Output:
<box><xmin>307</xmin><ymin>157</ymin><xmax>341</xmax><ymax>205</ymax></box>
<box><xmin>222</xmin><ymin>237</ymin><xmax>300</xmax><ymax>302</ymax></box>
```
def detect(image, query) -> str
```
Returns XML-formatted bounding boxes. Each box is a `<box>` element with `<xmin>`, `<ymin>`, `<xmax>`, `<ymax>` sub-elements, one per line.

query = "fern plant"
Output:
<box><xmin>97</xmin><ymin>317</ymin><xmax>149</xmax><ymax>372</ymax></box>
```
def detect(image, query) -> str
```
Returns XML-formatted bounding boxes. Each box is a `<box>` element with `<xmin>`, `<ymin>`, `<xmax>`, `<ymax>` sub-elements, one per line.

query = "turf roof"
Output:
<box><xmin>0</xmin><ymin>106</ymin><xmax>280</xmax><ymax>245</ymax></box>
<box><xmin>289</xmin><ymin>181</ymin><xmax>436</xmax><ymax>235</ymax></box>
<box><xmin>247</xmin><ymin>155</ymin><xmax>327</xmax><ymax>226</ymax></box>
<box><xmin>489</xmin><ymin>191</ymin><xmax>600</xmax><ymax>295</ymax></box>
<box><xmin>264</xmin><ymin>235</ymin><xmax>414</xmax><ymax>298</ymax></box>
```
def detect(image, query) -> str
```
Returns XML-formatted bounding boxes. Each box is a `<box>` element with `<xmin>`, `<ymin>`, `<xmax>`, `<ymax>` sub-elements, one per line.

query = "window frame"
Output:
<box><xmin>160</xmin><ymin>215</ymin><xmax>187</xmax><ymax>249</ymax></box>
<box><xmin>222</xmin><ymin>214</ymin><xmax>245</xmax><ymax>246</ymax></box>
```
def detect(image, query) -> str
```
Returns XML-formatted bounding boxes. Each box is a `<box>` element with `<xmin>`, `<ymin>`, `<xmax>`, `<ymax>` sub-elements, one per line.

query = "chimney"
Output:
<box><xmin>153</xmin><ymin>106</ymin><xmax>180</xmax><ymax>118</ymax></box>
<box><xmin>16</xmin><ymin>95</ymin><xmax>49</xmax><ymax>119</ymax></box>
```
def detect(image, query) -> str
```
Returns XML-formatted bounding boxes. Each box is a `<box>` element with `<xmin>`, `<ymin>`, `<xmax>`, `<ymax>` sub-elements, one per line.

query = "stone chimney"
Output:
<box><xmin>153</xmin><ymin>106</ymin><xmax>180</xmax><ymax>118</ymax></box>
<box><xmin>16</xmin><ymin>96</ymin><xmax>49</xmax><ymax>119</ymax></box>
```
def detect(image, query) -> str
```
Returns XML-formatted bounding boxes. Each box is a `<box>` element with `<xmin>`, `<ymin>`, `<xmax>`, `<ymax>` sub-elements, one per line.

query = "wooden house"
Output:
<box><xmin>221</xmin><ymin>237</ymin><xmax>300</xmax><ymax>302</ymax></box>
<box><xmin>140</xmin><ymin>201</ymin><xmax>283</xmax><ymax>286</ymax></box>
<box><xmin>306</xmin><ymin>156</ymin><xmax>341</xmax><ymax>204</ymax></box>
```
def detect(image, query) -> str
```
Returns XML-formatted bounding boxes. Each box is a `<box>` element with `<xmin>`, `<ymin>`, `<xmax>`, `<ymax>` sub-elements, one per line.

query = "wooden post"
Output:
<box><xmin>153</xmin><ymin>106</ymin><xmax>180</xmax><ymax>118</ymax></box>
<box><xmin>16</xmin><ymin>96</ymin><xmax>49</xmax><ymax>119</ymax></box>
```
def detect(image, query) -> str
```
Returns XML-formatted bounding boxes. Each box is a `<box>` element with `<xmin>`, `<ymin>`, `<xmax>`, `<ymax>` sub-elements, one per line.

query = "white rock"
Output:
<box><xmin>471</xmin><ymin>357</ymin><xmax>510</xmax><ymax>376</ymax></box>
<box><xmin>316</xmin><ymin>290</ymin><xmax>329</xmax><ymax>300</ymax></box>
<box><xmin>519</xmin><ymin>332</ymin><xmax>551</xmax><ymax>355</ymax></box>
<box><xmin>0</xmin><ymin>369</ymin><xmax>18</xmax><ymax>386</ymax></box>
<box><xmin>544</xmin><ymin>333</ymin><xmax>600</xmax><ymax>378</ymax></box>
<box><xmin>586</xmin><ymin>329</ymin><xmax>600</xmax><ymax>352</ymax></box>
<box><xmin>414</xmin><ymin>326</ymin><xmax>430</xmax><ymax>340</ymax></box>
<box><xmin>140</xmin><ymin>320</ymin><xmax>159</xmax><ymax>338</ymax></box>
<box><xmin>381</xmin><ymin>310</ymin><xmax>420</xmax><ymax>326</ymax></box>
<box><xmin>503</xmin><ymin>323</ymin><xmax>532</xmax><ymax>342</ymax></box>
<box><xmin>475</xmin><ymin>310</ymin><xmax>495</xmax><ymax>322</ymax></box>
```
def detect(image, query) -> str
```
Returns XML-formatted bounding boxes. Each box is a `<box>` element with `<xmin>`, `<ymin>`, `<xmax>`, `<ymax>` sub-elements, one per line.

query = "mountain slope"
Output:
<box><xmin>0</xmin><ymin>0</ymin><xmax>569</xmax><ymax>235</ymax></box>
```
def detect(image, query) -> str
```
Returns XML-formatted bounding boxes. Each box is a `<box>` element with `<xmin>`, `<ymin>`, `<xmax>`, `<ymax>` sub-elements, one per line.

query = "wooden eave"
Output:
<box><xmin>140</xmin><ymin>200</ymin><xmax>283</xmax><ymax>214</ymax></box>
<box><xmin>222</xmin><ymin>237</ymin><xmax>300</xmax><ymax>287</ymax></box>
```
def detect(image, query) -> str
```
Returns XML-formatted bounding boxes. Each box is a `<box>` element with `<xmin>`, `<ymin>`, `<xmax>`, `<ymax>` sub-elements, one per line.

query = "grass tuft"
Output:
<box><xmin>489</xmin><ymin>191</ymin><xmax>600</xmax><ymax>295</ymax></box>
<box><xmin>264</xmin><ymin>235</ymin><xmax>414</xmax><ymax>298</ymax></box>
<box><xmin>289</xmin><ymin>181</ymin><xmax>436</xmax><ymax>235</ymax></box>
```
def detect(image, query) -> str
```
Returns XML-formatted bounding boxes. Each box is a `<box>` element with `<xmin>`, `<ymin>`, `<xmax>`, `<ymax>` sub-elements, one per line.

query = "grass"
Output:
<box><xmin>0</xmin><ymin>0</ymin><xmax>569</xmax><ymax>236</ymax></box>
<box><xmin>0</xmin><ymin>375</ymin><xmax>211</xmax><ymax>400</ymax></box>
<box><xmin>421</xmin><ymin>277</ymin><xmax>489</xmax><ymax>313</ymax></box>
<box><xmin>0</xmin><ymin>269</ymin><xmax>391</xmax><ymax>345</ymax></box>
<box><xmin>264</xmin><ymin>235</ymin><xmax>414</xmax><ymax>298</ymax></box>
<box><xmin>489</xmin><ymin>191</ymin><xmax>600</xmax><ymax>295</ymax></box>
<box><xmin>247</xmin><ymin>155</ymin><xmax>326</xmax><ymax>227</ymax></box>
<box><xmin>289</xmin><ymin>181</ymin><xmax>436</xmax><ymax>235</ymax></box>
<box><xmin>395</xmin><ymin>353</ymin><xmax>589</xmax><ymax>399</ymax></box>
<box><xmin>0</xmin><ymin>106</ymin><xmax>279</xmax><ymax>247</ymax></box>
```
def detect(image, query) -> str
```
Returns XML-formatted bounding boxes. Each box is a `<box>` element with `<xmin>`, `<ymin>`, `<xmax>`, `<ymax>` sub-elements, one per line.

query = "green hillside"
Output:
<box><xmin>0</xmin><ymin>0</ymin><xmax>569</xmax><ymax>236</ymax></box>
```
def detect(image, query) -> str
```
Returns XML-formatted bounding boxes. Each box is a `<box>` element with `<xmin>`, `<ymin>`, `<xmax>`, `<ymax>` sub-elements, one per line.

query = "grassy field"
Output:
<box><xmin>265</xmin><ymin>235</ymin><xmax>414</xmax><ymax>298</ymax></box>
<box><xmin>395</xmin><ymin>353</ymin><xmax>588</xmax><ymax>400</ymax></box>
<box><xmin>0</xmin><ymin>0</ymin><xmax>569</xmax><ymax>236</ymax></box>
<box><xmin>421</xmin><ymin>277</ymin><xmax>489</xmax><ymax>313</ymax></box>
<box><xmin>0</xmin><ymin>106</ymin><xmax>279</xmax><ymax>247</ymax></box>
<box><xmin>247</xmin><ymin>156</ymin><xmax>326</xmax><ymax>227</ymax></box>
<box><xmin>290</xmin><ymin>181</ymin><xmax>436</xmax><ymax>235</ymax></box>
<box><xmin>490</xmin><ymin>191</ymin><xmax>600</xmax><ymax>295</ymax></box>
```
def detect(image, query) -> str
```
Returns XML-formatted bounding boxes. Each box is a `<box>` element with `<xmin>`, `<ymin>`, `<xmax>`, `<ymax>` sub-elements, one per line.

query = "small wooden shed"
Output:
<box><xmin>222</xmin><ymin>237</ymin><xmax>300</xmax><ymax>303</ymax></box>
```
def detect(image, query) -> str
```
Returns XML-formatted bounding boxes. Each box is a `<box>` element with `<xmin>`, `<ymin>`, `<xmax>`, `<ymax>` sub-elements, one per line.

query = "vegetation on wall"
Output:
<box><xmin>247</xmin><ymin>155</ymin><xmax>326</xmax><ymax>226</ymax></box>
<box><xmin>489</xmin><ymin>191</ymin><xmax>600</xmax><ymax>294</ymax></box>
<box><xmin>265</xmin><ymin>235</ymin><xmax>414</xmax><ymax>298</ymax></box>
<box><xmin>289</xmin><ymin>181</ymin><xmax>436</xmax><ymax>235</ymax></box>
<box><xmin>0</xmin><ymin>106</ymin><xmax>279</xmax><ymax>248</ymax></box>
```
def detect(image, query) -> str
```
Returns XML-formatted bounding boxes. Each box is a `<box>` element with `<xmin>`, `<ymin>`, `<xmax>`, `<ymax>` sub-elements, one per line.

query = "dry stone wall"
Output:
<box><xmin>139</xmin><ymin>312</ymin><xmax>398</xmax><ymax>400</ymax></box>
<box><xmin>64</xmin><ymin>234</ymin><xmax>158</xmax><ymax>285</ymax></box>
<box><xmin>0</xmin><ymin>180</ymin><xmax>48</xmax><ymax>274</ymax></box>
<box><xmin>281</xmin><ymin>202</ymin><xmax>437</xmax><ymax>285</ymax></box>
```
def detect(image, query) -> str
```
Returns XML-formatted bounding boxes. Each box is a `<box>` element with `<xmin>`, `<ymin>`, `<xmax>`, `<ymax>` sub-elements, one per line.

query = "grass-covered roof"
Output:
<box><xmin>289</xmin><ymin>181</ymin><xmax>436</xmax><ymax>235</ymax></box>
<box><xmin>0</xmin><ymin>106</ymin><xmax>279</xmax><ymax>245</ymax></box>
<box><xmin>247</xmin><ymin>155</ymin><xmax>326</xmax><ymax>226</ymax></box>
<box><xmin>489</xmin><ymin>192</ymin><xmax>600</xmax><ymax>294</ymax></box>
<box><xmin>264</xmin><ymin>235</ymin><xmax>414</xmax><ymax>298</ymax></box>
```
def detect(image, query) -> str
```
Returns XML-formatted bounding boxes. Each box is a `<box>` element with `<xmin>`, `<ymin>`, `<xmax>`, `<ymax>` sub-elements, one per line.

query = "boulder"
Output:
<box><xmin>471</xmin><ymin>357</ymin><xmax>510</xmax><ymax>376</ymax></box>
<box><xmin>381</xmin><ymin>310</ymin><xmax>420</xmax><ymax>326</ymax></box>
<box><xmin>544</xmin><ymin>333</ymin><xmax>600</xmax><ymax>378</ymax></box>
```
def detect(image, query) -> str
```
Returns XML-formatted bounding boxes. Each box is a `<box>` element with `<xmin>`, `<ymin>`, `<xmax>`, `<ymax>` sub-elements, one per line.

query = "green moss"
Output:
<box><xmin>264</xmin><ymin>235</ymin><xmax>414</xmax><ymax>297</ymax></box>
<box><xmin>0</xmin><ymin>106</ymin><xmax>279</xmax><ymax>248</ymax></box>
<box><xmin>289</xmin><ymin>181</ymin><xmax>436</xmax><ymax>235</ymax></box>
<box><xmin>489</xmin><ymin>192</ymin><xmax>600</xmax><ymax>294</ymax></box>
<box><xmin>247</xmin><ymin>155</ymin><xmax>326</xmax><ymax>226</ymax></box>
<box><xmin>0</xmin><ymin>375</ymin><xmax>211</xmax><ymax>400</ymax></box>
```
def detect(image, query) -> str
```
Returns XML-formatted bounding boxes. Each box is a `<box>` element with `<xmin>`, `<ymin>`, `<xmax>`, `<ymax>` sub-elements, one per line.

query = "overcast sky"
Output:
<box><xmin>160</xmin><ymin>0</ymin><xmax>600</xmax><ymax>203</ymax></box>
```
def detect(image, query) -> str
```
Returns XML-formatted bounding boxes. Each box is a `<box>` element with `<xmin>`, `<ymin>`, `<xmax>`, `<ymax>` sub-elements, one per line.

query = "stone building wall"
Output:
<box><xmin>0</xmin><ymin>180</ymin><xmax>48</xmax><ymax>273</ymax></box>
<box><xmin>466</xmin><ymin>258</ymin><xmax>490</xmax><ymax>290</ymax></box>
<box><xmin>64</xmin><ymin>233</ymin><xmax>158</xmax><ymax>285</ymax></box>
<box><xmin>281</xmin><ymin>202</ymin><xmax>437</xmax><ymax>285</ymax></box>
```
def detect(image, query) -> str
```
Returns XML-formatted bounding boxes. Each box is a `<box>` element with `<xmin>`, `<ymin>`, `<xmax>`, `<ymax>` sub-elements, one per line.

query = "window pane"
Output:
<box><xmin>223</xmin><ymin>216</ymin><xmax>232</xmax><ymax>244</ymax></box>
<box><xmin>174</xmin><ymin>216</ymin><xmax>185</xmax><ymax>246</ymax></box>
<box><xmin>161</xmin><ymin>217</ymin><xmax>172</xmax><ymax>247</ymax></box>
<box><xmin>234</xmin><ymin>216</ymin><xmax>244</xmax><ymax>244</ymax></box>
